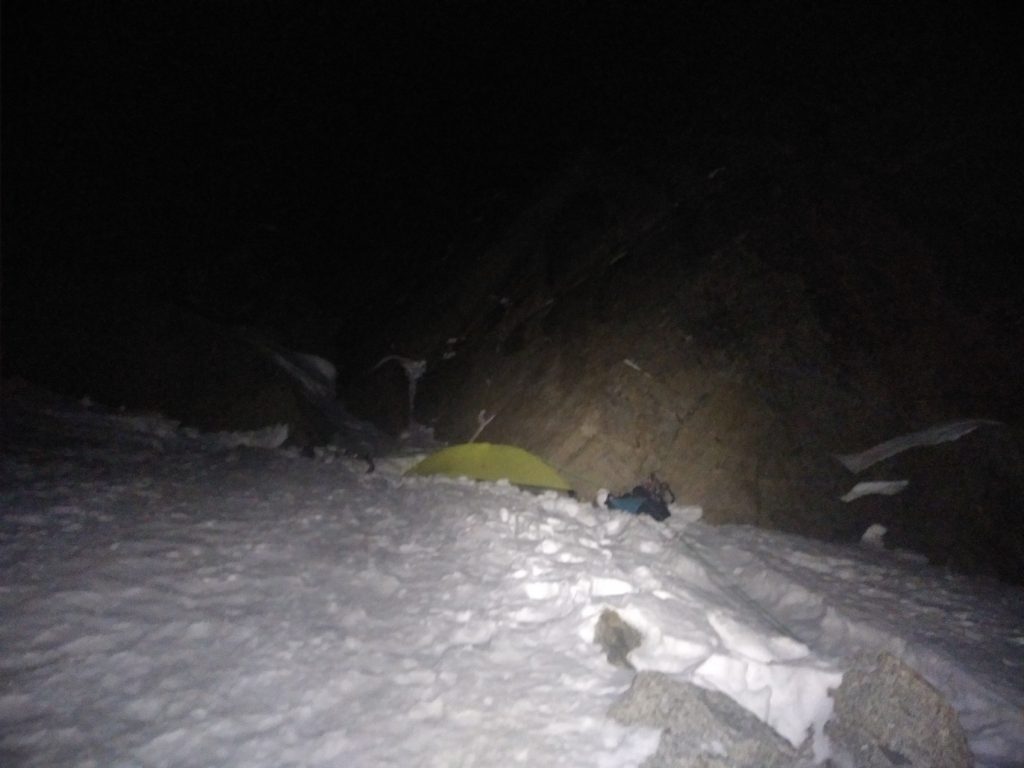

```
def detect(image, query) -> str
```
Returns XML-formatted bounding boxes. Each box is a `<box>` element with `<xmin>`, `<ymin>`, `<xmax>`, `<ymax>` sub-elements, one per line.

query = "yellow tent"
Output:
<box><xmin>405</xmin><ymin>443</ymin><xmax>573</xmax><ymax>492</ymax></box>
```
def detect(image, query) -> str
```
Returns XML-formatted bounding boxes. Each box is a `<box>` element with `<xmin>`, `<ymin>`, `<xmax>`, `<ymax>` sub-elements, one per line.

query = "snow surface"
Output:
<box><xmin>2</xmin><ymin>385</ymin><xmax>1023</xmax><ymax>767</ymax></box>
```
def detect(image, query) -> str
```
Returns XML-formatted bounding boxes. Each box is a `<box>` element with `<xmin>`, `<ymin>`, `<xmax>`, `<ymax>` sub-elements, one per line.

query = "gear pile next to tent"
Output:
<box><xmin>407</xmin><ymin>445</ymin><xmax>674</xmax><ymax>523</ymax></box>
<box><xmin>604</xmin><ymin>473</ymin><xmax>674</xmax><ymax>522</ymax></box>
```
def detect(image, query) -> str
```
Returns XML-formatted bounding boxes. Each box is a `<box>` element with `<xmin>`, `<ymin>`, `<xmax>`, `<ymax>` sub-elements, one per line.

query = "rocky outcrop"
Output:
<box><xmin>362</xmin><ymin>137</ymin><xmax>1024</xmax><ymax>584</ymax></box>
<box><xmin>602</xmin><ymin>612</ymin><xmax>972</xmax><ymax>768</ymax></box>
<box><xmin>609</xmin><ymin>657</ymin><xmax>974</xmax><ymax>768</ymax></box>
<box><xmin>838</xmin><ymin>425</ymin><xmax>1024</xmax><ymax>584</ymax></box>
<box><xmin>8</xmin><ymin>299</ymin><xmax>381</xmax><ymax>452</ymax></box>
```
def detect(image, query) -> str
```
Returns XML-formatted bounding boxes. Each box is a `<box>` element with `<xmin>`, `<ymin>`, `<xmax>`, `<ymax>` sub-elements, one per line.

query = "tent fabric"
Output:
<box><xmin>405</xmin><ymin>443</ymin><xmax>573</xmax><ymax>492</ymax></box>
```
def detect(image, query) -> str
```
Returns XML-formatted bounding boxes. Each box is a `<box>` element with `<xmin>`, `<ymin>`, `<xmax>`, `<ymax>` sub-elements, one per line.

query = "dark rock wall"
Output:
<box><xmin>370</xmin><ymin>135</ymin><xmax>1023</xmax><ymax>582</ymax></box>
<box><xmin>6</xmin><ymin>299</ymin><xmax>336</xmax><ymax>448</ymax></box>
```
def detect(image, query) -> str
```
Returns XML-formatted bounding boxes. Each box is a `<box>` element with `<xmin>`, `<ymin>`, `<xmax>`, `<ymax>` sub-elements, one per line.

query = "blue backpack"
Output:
<box><xmin>606</xmin><ymin>474</ymin><xmax>673</xmax><ymax>522</ymax></box>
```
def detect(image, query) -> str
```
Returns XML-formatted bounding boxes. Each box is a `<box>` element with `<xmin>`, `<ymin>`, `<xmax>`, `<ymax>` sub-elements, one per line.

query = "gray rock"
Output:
<box><xmin>609</xmin><ymin>671</ymin><xmax>804</xmax><ymax>768</ymax></box>
<box><xmin>594</xmin><ymin>609</ymin><xmax>643</xmax><ymax>670</ymax></box>
<box><xmin>825</xmin><ymin>652</ymin><xmax>973</xmax><ymax>768</ymax></box>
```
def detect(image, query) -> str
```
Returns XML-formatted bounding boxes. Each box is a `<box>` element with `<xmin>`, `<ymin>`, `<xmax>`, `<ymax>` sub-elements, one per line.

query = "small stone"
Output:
<box><xmin>593</xmin><ymin>609</ymin><xmax>643</xmax><ymax>669</ymax></box>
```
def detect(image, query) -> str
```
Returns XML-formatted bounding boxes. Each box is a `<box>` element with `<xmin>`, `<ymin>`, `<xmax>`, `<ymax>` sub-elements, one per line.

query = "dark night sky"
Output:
<box><xmin>4</xmin><ymin>1</ymin><xmax>1021</xmax><ymax>335</ymax></box>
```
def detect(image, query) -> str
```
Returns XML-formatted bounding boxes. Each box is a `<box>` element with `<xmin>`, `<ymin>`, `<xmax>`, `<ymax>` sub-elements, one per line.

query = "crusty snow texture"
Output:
<box><xmin>1</xmin><ymin>389</ymin><xmax>1022</xmax><ymax>767</ymax></box>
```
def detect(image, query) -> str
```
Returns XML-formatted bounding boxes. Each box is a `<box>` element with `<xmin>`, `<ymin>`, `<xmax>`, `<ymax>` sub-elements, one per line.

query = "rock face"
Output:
<box><xmin>413</xmin><ymin>171</ymin><xmax>882</xmax><ymax>525</ymax></box>
<box><xmin>345</xmin><ymin>357</ymin><xmax>414</xmax><ymax>438</ymax></box>
<box><xmin>826</xmin><ymin>652</ymin><xmax>973</xmax><ymax>768</ymax></box>
<box><xmin>362</xmin><ymin>137</ymin><xmax>1024</xmax><ymax>584</ymax></box>
<box><xmin>853</xmin><ymin>427</ymin><xmax>1024</xmax><ymax>584</ymax></box>
<box><xmin>610</xmin><ymin>671</ymin><xmax>805</xmax><ymax>768</ymax></box>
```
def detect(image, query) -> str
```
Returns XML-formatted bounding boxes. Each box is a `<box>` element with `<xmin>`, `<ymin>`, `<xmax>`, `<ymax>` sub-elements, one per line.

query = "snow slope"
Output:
<box><xmin>2</xmin><ymin>385</ymin><xmax>1023</xmax><ymax>767</ymax></box>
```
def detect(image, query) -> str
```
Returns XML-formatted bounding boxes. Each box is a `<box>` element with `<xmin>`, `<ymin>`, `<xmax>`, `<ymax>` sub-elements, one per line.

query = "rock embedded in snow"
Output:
<box><xmin>609</xmin><ymin>671</ymin><xmax>804</xmax><ymax>768</ymax></box>
<box><xmin>594</xmin><ymin>609</ymin><xmax>643</xmax><ymax>670</ymax></box>
<box><xmin>826</xmin><ymin>652</ymin><xmax>973</xmax><ymax>768</ymax></box>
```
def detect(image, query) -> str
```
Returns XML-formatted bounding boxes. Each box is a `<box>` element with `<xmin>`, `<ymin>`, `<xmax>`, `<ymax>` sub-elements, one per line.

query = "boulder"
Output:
<box><xmin>825</xmin><ymin>652</ymin><xmax>973</xmax><ymax>768</ymax></box>
<box><xmin>610</xmin><ymin>671</ymin><xmax>804</xmax><ymax>768</ymax></box>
